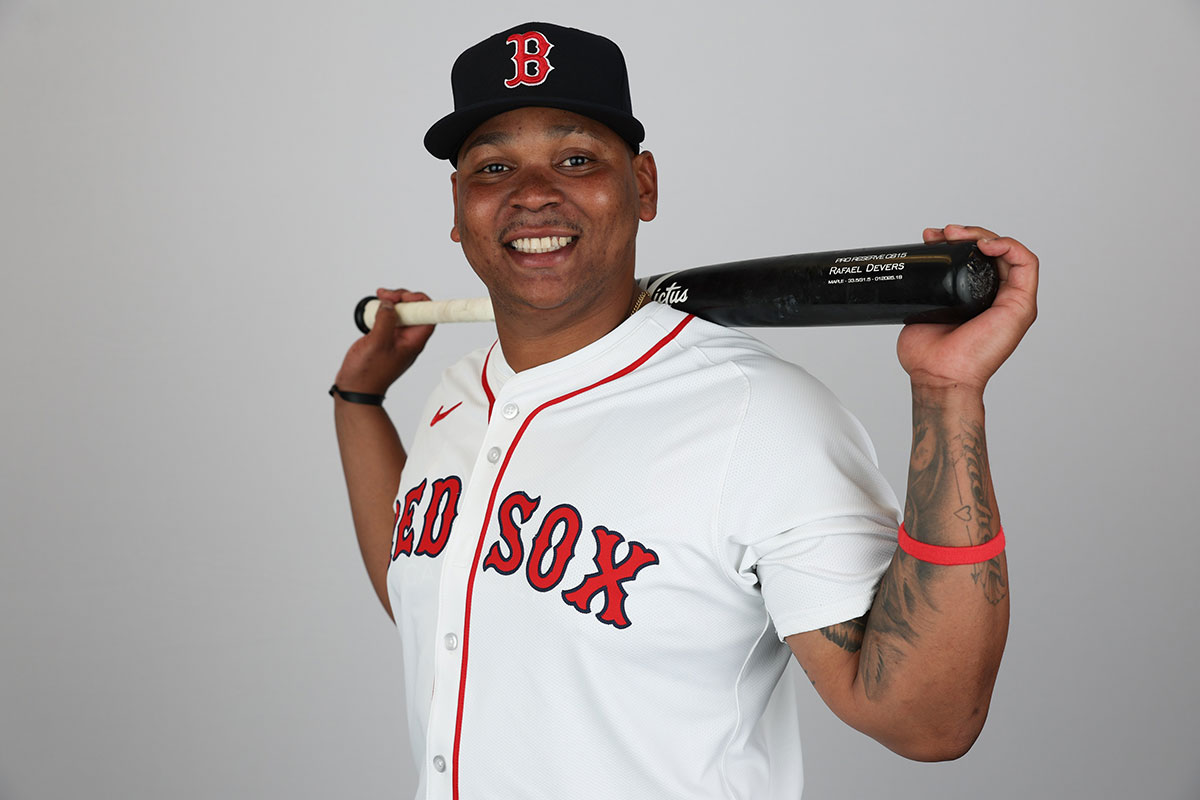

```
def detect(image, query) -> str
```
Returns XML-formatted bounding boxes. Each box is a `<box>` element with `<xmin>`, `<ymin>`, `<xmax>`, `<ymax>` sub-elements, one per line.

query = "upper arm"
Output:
<box><xmin>785</xmin><ymin>616</ymin><xmax>870</xmax><ymax>729</ymax></box>
<box><xmin>787</xmin><ymin>609</ymin><xmax>993</xmax><ymax>762</ymax></box>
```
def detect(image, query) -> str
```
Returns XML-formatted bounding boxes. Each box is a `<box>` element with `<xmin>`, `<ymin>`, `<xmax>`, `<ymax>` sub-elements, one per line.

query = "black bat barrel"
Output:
<box><xmin>638</xmin><ymin>242</ymin><xmax>998</xmax><ymax>327</ymax></box>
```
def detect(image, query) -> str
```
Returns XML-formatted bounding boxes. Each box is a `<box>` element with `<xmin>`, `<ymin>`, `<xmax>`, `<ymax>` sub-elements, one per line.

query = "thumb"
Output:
<box><xmin>369</xmin><ymin>297</ymin><xmax>398</xmax><ymax>339</ymax></box>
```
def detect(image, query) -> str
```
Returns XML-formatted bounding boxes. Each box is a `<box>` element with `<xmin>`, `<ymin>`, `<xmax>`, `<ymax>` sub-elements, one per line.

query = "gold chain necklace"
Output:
<box><xmin>629</xmin><ymin>288</ymin><xmax>650</xmax><ymax>317</ymax></box>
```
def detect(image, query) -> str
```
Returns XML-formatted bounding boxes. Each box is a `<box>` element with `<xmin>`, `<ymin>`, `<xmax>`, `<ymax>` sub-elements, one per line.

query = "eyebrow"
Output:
<box><xmin>459</xmin><ymin>123</ymin><xmax>605</xmax><ymax>159</ymax></box>
<box><xmin>547</xmin><ymin>124</ymin><xmax>603</xmax><ymax>142</ymax></box>
<box><xmin>460</xmin><ymin>130</ymin><xmax>513</xmax><ymax>157</ymax></box>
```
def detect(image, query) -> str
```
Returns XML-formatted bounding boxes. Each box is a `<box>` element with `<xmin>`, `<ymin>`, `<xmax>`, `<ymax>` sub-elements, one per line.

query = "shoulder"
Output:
<box><xmin>648</xmin><ymin>304</ymin><xmax>846</xmax><ymax>416</ymax></box>
<box><xmin>638</xmin><ymin>304</ymin><xmax>876</xmax><ymax>476</ymax></box>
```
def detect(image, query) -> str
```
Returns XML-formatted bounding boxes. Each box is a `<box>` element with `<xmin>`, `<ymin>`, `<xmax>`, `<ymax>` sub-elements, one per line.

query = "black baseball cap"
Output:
<box><xmin>424</xmin><ymin>22</ymin><xmax>645</xmax><ymax>165</ymax></box>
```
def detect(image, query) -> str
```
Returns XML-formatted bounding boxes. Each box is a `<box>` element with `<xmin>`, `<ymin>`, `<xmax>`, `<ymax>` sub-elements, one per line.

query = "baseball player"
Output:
<box><xmin>331</xmin><ymin>22</ymin><xmax>1038</xmax><ymax>799</ymax></box>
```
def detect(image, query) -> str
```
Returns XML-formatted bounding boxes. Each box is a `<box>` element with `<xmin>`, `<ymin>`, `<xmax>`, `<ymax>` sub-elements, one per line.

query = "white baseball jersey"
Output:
<box><xmin>386</xmin><ymin>302</ymin><xmax>900</xmax><ymax>799</ymax></box>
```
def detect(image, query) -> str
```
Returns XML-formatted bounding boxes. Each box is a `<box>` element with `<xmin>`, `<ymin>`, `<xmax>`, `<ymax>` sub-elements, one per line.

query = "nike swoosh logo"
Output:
<box><xmin>430</xmin><ymin>402</ymin><xmax>463</xmax><ymax>427</ymax></box>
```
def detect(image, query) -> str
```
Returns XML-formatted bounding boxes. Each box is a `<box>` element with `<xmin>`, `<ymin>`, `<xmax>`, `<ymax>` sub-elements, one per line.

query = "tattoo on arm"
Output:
<box><xmin>855</xmin><ymin>400</ymin><xmax>1008</xmax><ymax>699</ymax></box>
<box><xmin>859</xmin><ymin>551</ymin><xmax>934</xmax><ymax>697</ymax></box>
<box><xmin>819</xmin><ymin>615</ymin><xmax>867</xmax><ymax>653</ymax></box>
<box><xmin>961</xmin><ymin>420</ymin><xmax>1007</xmax><ymax>605</ymax></box>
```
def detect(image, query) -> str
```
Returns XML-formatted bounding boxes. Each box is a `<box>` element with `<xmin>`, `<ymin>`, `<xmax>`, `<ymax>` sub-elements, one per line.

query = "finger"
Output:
<box><xmin>372</xmin><ymin>289</ymin><xmax>436</xmax><ymax>336</ymax></box>
<box><xmin>377</xmin><ymin>288</ymin><xmax>434</xmax><ymax>308</ymax></box>
<box><xmin>941</xmin><ymin>223</ymin><xmax>999</xmax><ymax>242</ymax></box>
<box><xmin>377</xmin><ymin>289</ymin><xmax>439</xmax><ymax>338</ymax></box>
<box><xmin>977</xmin><ymin>236</ymin><xmax>1039</xmax><ymax>294</ymax></box>
<box><xmin>922</xmin><ymin>227</ymin><xmax>946</xmax><ymax>243</ymax></box>
<box><xmin>377</xmin><ymin>287</ymin><xmax>409</xmax><ymax>303</ymax></box>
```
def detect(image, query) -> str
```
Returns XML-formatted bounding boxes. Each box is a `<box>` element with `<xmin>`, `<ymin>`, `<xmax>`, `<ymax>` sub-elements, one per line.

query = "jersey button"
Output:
<box><xmin>487</xmin><ymin>446</ymin><xmax>502</xmax><ymax>463</ymax></box>
<box><xmin>444</xmin><ymin>633</ymin><xmax>459</xmax><ymax>650</ymax></box>
<box><xmin>432</xmin><ymin>755</ymin><xmax>447</xmax><ymax>773</ymax></box>
<box><xmin>501</xmin><ymin>402</ymin><xmax>519</xmax><ymax>419</ymax></box>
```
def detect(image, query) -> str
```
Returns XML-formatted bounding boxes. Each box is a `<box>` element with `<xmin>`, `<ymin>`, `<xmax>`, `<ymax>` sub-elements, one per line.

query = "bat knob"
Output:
<box><xmin>354</xmin><ymin>296</ymin><xmax>378</xmax><ymax>334</ymax></box>
<box><xmin>959</xmin><ymin>249</ymin><xmax>1000</xmax><ymax>308</ymax></box>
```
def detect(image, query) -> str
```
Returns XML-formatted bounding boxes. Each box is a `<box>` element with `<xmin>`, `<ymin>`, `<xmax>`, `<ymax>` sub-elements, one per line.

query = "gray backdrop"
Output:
<box><xmin>2</xmin><ymin>1</ymin><xmax>1198</xmax><ymax>798</ymax></box>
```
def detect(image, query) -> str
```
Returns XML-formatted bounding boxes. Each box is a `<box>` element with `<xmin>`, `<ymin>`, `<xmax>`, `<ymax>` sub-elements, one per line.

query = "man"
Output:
<box><xmin>332</xmin><ymin>22</ymin><xmax>1038</xmax><ymax>799</ymax></box>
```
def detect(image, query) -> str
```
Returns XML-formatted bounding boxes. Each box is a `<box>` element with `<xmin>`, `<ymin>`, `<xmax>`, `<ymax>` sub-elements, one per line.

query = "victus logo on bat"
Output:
<box><xmin>392</xmin><ymin>478</ymin><xmax>659</xmax><ymax>629</ymax></box>
<box><xmin>642</xmin><ymin>273</ymin><xmax>690</xmax><ymax>306</ymax></box>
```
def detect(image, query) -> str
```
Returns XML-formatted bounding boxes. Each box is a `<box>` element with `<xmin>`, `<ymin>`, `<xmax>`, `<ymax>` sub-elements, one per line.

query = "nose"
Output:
<box><xmin>508</xmin><ymin>165</ymin><xmax>562</xmax><ymax>213</ymax></box>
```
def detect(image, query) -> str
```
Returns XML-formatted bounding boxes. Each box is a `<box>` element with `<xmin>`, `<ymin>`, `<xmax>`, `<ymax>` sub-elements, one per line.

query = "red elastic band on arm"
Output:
<box><xmin>897</xmin><ymin>523</ymin><xmax>1005</xmax><ymax>565</ymax></box>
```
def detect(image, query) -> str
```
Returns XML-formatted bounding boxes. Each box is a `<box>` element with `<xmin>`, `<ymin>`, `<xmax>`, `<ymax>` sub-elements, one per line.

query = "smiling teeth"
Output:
<box><xmin>509</xmin><ymin>236</ymin><xmax>575</xmax><ymax>254</ymax></box>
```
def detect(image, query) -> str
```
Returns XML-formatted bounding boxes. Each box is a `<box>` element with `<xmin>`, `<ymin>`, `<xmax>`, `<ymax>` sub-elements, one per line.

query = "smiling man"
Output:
<box><xmin>447</xmin><ymin>105</ymin><xmax>657</xmax><ymax>370</ymax></box>
<box><xmin>331</xmin><ymin>21</ymin><xmax>1038</xmax><ymax>800</ymax></box>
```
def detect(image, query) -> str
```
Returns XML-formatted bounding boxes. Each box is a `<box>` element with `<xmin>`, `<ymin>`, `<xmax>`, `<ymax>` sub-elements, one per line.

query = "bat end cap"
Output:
<box><xmin>354</xmin><ymin>296</ymin><xmax>378</xmax><ymax>334</ymax></box>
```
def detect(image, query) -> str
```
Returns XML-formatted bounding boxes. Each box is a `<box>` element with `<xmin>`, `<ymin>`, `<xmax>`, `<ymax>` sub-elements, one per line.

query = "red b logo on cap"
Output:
<box><xmin>505</xmin><ymin>31</ymin><xmax>554</xmax><ymax>88</ymax></box>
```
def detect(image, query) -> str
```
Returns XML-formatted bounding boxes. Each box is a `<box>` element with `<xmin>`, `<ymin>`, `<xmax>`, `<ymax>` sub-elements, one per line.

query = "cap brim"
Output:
<box><xmin>424</xmin><ymin>97</ymin><xmax>645</xmax><ymax>164</ymax></box>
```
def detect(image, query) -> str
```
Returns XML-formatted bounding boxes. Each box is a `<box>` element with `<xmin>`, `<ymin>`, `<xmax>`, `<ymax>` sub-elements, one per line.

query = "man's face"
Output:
<box><xmin>450</xmin><ymin>107</ymin><xmax>657</xmax><ymax>320</ymax></box>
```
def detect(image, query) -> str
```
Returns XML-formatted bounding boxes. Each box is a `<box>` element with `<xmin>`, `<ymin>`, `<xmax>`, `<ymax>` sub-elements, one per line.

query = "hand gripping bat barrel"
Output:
<box><xmin>353</xmin><ymin>241</ymin><xmax>998</xmax><ymax>332</ymax></box>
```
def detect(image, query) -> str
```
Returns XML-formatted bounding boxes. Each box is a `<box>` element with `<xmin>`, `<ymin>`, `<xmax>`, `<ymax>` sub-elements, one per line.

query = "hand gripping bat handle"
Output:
<box><xmin>354</xmin><ymin>296</ymin><xmax>495</xmax><ymax>333</ymax></box>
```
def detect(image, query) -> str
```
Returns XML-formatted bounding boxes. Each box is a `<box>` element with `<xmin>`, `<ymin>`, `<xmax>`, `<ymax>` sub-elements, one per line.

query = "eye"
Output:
<box><xmin>479</xmin><ymin>163</ymin><xmax>509</xmax><ymax>174</ymax></box>
<box><xmin>559</xmin><ymin>155</ymin><xmax>592</xmax><ymax>168</ymax></box>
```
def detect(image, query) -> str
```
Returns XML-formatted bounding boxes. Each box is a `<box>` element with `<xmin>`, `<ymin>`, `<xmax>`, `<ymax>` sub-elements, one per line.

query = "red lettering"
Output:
<box><xmin>483</xmin><ymin>491</ymin><xmax>540</xmax><ymax>574</ymax></box>
<box><xmin>562</xmin><ymin>527</ymin><xmax>658</xmax><ymax>628</ymax></box>
<box><xmin>504</xmin><ymin>31</ymin><xmax>554</xmax><ymax>88</ymax></box>
<box><xmin>526</xmin><ymin>505</ymin><xmax>582</xmax><ymax>592</ymax></box>
<box><xmin>391</xmin><ymin>480</ymin><xmax>426</xmax><ymax>560</ymax></box>
<box><xmin>414</xmin><ymin>477</ymin><xmax>461</xmax><ymax>558</ymax></box>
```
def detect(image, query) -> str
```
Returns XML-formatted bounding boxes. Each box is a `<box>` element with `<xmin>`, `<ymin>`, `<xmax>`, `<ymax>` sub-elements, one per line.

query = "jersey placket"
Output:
<box><xmin>419</xmin><ymin>367</ymin><xmax>532</xmax><ymax>798</ymax></box>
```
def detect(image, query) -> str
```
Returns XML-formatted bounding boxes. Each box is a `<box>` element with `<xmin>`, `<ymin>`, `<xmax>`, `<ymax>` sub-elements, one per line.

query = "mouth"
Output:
<box><xmin>506</xmin><ymin>235</ymin><xmax>577</xmax><ymax>254</ymax></box>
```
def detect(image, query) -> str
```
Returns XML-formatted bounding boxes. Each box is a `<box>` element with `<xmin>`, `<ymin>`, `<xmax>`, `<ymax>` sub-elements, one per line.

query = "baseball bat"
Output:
<box><xmin>352</xmin><ymin>241</ymin><xmax>997</xmax><ymax>333</ymax></box>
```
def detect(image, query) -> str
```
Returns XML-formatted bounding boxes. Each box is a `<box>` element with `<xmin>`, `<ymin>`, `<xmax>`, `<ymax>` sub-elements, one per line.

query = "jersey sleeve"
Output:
<box><xmin>716</xmin><ymin>356</ymin><xmax>901</xmax><ymax>640</ymax></box>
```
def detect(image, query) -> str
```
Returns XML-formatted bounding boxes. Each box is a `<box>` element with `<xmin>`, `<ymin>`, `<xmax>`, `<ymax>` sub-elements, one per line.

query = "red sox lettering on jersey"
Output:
<box><xmin>392</xmin><ymin>479</ymin><xmax>659</xmax><ymax>629</ymax></box>
<box><xmin>392</xmin><ymin>476</ymin><xmax>463</xmax><ymax>560</ymax></box>
<box><xmin>505</xmin><ymin>31</ymin><xmax>554</xmax><ymax>88</ymax></box>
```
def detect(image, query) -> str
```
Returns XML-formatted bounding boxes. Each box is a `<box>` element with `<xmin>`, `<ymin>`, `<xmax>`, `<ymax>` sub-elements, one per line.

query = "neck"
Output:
<box><xmin>493</xmin><ymin>284</ymin><xmax>645</xmax><ymax>372</ymax></box>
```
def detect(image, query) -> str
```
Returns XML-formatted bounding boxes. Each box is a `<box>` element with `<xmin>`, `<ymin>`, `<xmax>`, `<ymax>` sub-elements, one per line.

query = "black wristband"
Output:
<box><xmin>329</xmin><ymin>384</ymin><xmax>385</xmax><ymax>405</ymax></box>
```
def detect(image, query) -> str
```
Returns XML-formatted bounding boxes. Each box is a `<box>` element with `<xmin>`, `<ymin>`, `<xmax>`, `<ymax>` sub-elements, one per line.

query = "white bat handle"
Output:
<box><xmin>357</xmin><ymin>296</ymin><xmax>495</xmax><ymax>331</ymax></box>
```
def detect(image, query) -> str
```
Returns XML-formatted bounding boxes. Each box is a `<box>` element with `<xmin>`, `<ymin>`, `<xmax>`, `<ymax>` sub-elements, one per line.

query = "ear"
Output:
<box><xmin>632</xmin><ymin>151</ymin><xmax>658</xmax><ymax>222</ymax></box>
<box><xmin>449</xmin><ymin>171</ymin><xmax>461</xmax><ymax>242</ymax></box>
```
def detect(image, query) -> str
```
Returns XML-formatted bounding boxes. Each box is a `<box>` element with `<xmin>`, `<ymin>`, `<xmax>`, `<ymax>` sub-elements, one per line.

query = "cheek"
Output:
<box><xmin>586</xmin><ymin>184</ymin><xmax>640</xmax><ymax>233</ymax></box>
<box><xmin>457</xmin><ymin>207</ymin><xmax>493</xmax><ymax>247</ymax></box>
<box><xmin>454</xmin><ymin>187</ymin><xmax>491</xmax><ymax>233</ymax></box>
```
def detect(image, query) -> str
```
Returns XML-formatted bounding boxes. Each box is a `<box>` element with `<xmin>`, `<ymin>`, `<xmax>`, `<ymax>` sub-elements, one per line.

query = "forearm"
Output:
<box><xmin>853</xmin><ymin>385</ymin><xmax>1009</xmax><ymax>757</ymax></box>
<box><xmin>793</xmin><ymin>226</ymin><xmax>1034</xmax><ymax>758</ymax></box>
<box><xmin>333</xmin><ymin>398</ymin><xmax>408</xmax><ymax>618</ymax></box>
